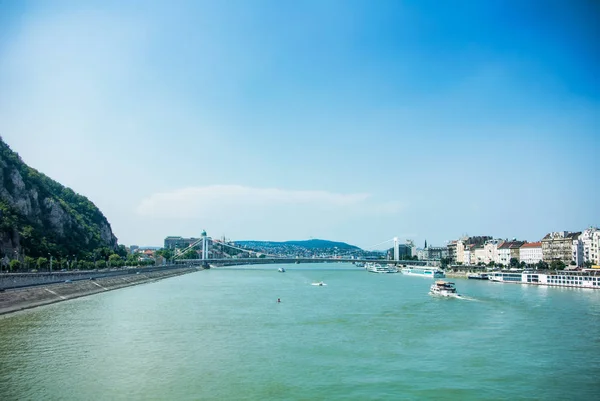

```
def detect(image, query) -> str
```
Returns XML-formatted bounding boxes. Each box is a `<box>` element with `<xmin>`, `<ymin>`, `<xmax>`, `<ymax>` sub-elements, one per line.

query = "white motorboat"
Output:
<box><xmin>429</xmin><ymin>280</ymin><xmax>460</xmax><ymax>297</ymax></box>
<box><xmin>278</xmin><ymin>267</ymin><xmax>285</xmax><ymax>272</ymax></box>
<box><xmin>311</xmin><ymin>281</ymin><xmax>327</xmax><ymax>286</ymax></box>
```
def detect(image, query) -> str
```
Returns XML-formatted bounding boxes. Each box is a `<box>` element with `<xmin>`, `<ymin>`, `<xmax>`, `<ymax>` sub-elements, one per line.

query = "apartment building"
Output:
<box><xmin>542</xmin><ymin>231</ymin><xmax>581</xmax><ymax>264</ymax></box>
<box><xmin>520</xmin><ymin>242</ymin><xmax>543</xmax><ymax>265</ymax></box>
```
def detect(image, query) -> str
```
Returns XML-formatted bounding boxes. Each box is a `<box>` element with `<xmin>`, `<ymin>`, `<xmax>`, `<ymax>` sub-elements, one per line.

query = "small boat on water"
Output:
<box><xmin>467</xmin><ymin>272</ymin><xmax>489</xmax><ymax>280</ymax></box>
<box><xmin>278</xmin><ymin>267</ymin><xmax>285</xmax><ymax>273</ymax></box>
<box><xmin>429</xmin><ymin>280</ymin><xmax>460</xmax><ymax>297</ymax></box>
<box><xmin>311</xmin><ymin>281</ymin><xmax>327</xmax><ymax>286</ymax></box>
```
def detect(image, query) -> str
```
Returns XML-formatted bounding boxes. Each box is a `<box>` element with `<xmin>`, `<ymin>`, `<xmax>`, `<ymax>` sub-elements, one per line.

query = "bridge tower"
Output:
<box><xmin>201</xmin><ymin>230</ymin><xmax>208</xmax><ymax>260</ymax></box>
<box><xmin>393</xmin><ymin>237</ymin><xmax>399</xmax><ymax>262</ymax></box>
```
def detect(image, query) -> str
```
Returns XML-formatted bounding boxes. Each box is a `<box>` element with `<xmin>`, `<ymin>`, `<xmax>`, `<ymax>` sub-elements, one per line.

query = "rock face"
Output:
<box><xmin>0</xmin><ymin>137</ymin><xmax>118</xmax><ymax>259</ymax></box>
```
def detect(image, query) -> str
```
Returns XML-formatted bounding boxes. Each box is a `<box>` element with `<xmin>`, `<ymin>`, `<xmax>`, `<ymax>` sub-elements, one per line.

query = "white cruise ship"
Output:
<box><xmin>401</xmin><ymin>266</ymin><xmax>445</xmax><ymax>278</ymax></box>
<box><xmin>488</xmin><ymin>270</ymin><xmax>600</xmax><ymax>289</ymax></box>
<box><xmin>366</xmin><ymin>263</ymin><xmax>398</xmax><ymax>273</ymax></box>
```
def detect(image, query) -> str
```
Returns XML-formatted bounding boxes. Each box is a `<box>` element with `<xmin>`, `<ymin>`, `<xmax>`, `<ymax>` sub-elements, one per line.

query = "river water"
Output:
<box><xmin>1</xmin><ymin>263</ymin><xmax>599</xmax><ymax>400</ymax></box>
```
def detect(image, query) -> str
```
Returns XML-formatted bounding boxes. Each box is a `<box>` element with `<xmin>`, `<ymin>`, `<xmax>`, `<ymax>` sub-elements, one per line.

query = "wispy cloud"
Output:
<box><xmin>136</xmin><ymin>185</ymin><xmax>404</xmax><ymax>220</ymax></box>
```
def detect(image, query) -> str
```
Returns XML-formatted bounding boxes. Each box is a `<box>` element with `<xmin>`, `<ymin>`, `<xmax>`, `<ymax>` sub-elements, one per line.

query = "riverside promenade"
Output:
<box><xmin>0</xmin><ymin>266</ymin><xmax>199</xmax><ymax>315</ymax></box>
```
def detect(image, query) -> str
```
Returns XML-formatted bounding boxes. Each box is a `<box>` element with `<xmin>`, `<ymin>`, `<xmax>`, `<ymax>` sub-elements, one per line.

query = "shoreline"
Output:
<box><xmin>0</xmin><ymin>266</ymin><xmax>200</xmax><ymax>316</ymax></box>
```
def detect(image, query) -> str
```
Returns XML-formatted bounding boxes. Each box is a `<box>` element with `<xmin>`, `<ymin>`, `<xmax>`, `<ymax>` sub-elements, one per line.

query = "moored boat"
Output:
<box><xmin>366</xmin><ymin>263</ymin><xmax>398</xmax><ymax>273</ymax></box>
<box><xmin>488</xmin><ymin>270</ymin><xmax>600</xmax><ymax>289</ymax></box>
<box><xmin>401</xmin><ymin>266</ymin><xmax>445</xmax><ymax>278</ymax></box>
<box><xmin>467</xmin><ymin>272</ymin><xmax>489</xmax><ymax>280</ymax></box>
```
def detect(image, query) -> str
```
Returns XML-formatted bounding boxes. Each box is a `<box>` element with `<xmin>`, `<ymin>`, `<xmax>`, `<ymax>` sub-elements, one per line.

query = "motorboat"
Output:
<box><xmin>429</xmin><ymin>280</ymin><xmax>460</xmax><ymax>297</ymax></box>
<box><xmin>278</xmin><ymin>267</ymin><xmax>285</xmax><ymax>272</ymax></box>
<box><xmin>311</xmin><ymin>281</ymin><xmax>327</xmax><ymax>286</ymax></box>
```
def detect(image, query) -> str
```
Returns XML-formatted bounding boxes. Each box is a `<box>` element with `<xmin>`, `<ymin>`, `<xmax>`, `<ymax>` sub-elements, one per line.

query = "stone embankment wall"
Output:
<box><xmin>0</xmin><ymin>266</ymin><xmax>198</xmax><ymax>315</ymax></box>
<box><xmin>0</xmin><ymin>266</ymin><xmax>184</xmax><ymax>290</ymax></box>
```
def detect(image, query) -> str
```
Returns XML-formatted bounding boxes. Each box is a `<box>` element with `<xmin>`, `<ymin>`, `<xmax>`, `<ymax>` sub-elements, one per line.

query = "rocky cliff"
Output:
<box><xmin>0</xmin><ymin>137</ymin><xmax>118</xmax><ymax>259</ymax></box>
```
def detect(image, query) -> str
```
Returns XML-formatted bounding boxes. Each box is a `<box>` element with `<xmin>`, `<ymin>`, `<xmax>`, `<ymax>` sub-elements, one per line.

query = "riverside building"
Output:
<box><xmin>542</xmin><ymin>231</ymin><xmax>581</xmax><ymax>265</ymax></box>
<box><xmin>519</xmin><ymin>242</ymin><xmax>543</xmax><ymax>266</ymax></box>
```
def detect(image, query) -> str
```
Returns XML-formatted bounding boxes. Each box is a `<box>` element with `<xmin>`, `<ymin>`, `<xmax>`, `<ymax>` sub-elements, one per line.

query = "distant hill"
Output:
<box><xmin>236</xmin><ymin>239</ymin><xmax>361</xmax><ymax>251</ymax></box>
<box><xmin>0</xmin><ymin>137</ymin><xmax>118</xmax><ymax>260</ymax></box>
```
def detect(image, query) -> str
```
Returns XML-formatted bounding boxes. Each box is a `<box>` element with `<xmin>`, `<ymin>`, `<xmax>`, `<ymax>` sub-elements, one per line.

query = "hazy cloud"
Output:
<box><xmin>136</xmin><ymin>185</ymin><xmax>404</xmax><ymax>220</ymax></box>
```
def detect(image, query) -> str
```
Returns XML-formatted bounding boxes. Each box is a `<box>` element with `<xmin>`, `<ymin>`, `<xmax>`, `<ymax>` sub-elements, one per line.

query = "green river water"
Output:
<box><xmin>0</xmin><ymin>264</ymin><xmax>599</xmax><ymax>400</ymax></box>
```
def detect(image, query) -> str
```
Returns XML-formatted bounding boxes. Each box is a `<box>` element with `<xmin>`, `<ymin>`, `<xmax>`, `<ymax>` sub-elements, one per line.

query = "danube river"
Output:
<box><xmin>1</xmin><ymin>264</ymin><xmax>599</xmax><ymax>400</ymax></box>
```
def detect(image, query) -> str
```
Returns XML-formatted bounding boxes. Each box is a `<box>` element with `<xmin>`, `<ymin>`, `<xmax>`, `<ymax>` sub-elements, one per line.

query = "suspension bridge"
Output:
<box><xmin>171</xmin><ymin>231</ymin><xmax>425</xmax><ymax>267</ymax></box>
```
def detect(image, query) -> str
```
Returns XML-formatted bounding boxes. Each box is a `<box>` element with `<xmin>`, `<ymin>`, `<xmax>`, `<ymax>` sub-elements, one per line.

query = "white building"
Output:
<box><xmin>580</xmin><ymin>227</ymin><xmax>600</xmax><ymax>265</ymax></box>
<box><xmin>484</xmin><ymin>239</ymin><xmax>504</xmax><ymax>264</ymax></box>
<box><xmin>519</xmin><ymin>242</ymin><xmax>543</xmax><ymax>265</ymax></box>
<box><xmin>594</xmin><ymin>233</ymin><xmax>600</xmax><ymax>265</ymax></box>
<box><xmin>463</xmin><ymin>245</ymin><xmax>473</xmax><ymax>265</ymax></box>
<box><xmin>473</xmin><ymin>246</ymin><xmax>486</xmax><ymax>265</ymax></box>
<box><xmin>572</xmin><ymin>234</ymin><xmax>584</xmax><ymax>267</ymax></box>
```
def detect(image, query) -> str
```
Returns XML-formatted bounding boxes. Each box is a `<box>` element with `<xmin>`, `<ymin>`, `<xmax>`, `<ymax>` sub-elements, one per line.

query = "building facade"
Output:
<box><xmin>498</xmin><ymin>241</ymin><xmax>526</xmax><ymax>266</ymax></box>
<box><xmin>463</xmin><ymin>245</ymin><xmax>473</xmax><ymax>265</ymax></box>
<box><xmin>542</xmin><ymin>231</ymin><xmax>581</xmax><ymax>264</ymax></box>
<box><xmin>483</xmin><ymin>239</ymin><xmax>504</xmax><ymax>264</ymax></box>
<box><xmin>580</xmin><ymin>227</ymin><xmax>600</xmax><ymax>265</ymax></box>
<box><xmin>572</xmin><ymin>235</ymin><xmax>584</xmax><ymax>267</ymax></box>
<box><xmin>473</xmin><ymin>246</ymin><xmax>485</xmax><ymax>265</ymax></box>
<box><xmin>519</xmin><ymin>242</ymin><xmax>543</xmax><ymax>265</ymax></box>
<box><xmin>447</xmin><ymin>241</ymin><xmax>457</xmax><ymax>263</ymax></box>
<box><xmin>164</xmin><ymin>236</ymin><xmax>200</xmax><ymax>249</ymax></box>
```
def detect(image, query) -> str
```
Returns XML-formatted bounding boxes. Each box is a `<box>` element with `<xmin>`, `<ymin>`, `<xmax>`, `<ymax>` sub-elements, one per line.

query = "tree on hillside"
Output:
<box><xmin>108</xmin><ymin>254</ymin><xmax>122</xmax><ymax>267</ymax></box>
<box><xmin>116</xmin><ymin>245</ymin><xmax>128</xmax><ymax>258</ymax></box>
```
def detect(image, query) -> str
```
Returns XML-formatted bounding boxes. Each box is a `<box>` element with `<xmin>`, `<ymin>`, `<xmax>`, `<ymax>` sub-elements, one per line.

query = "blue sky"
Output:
<box><xmin>0</xmin><ymin>0</ymin><xmax>598</xmax><ymax>248</ymax></box>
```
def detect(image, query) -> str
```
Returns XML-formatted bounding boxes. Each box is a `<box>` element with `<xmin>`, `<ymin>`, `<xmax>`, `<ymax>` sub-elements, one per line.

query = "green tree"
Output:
<box><xmin>9</xmin><ymin>259</ymin><xmax>21</xmax><ymax>272</ymax></box>
<box><xmin>487</xmin><ymin>261</ymin><xmax>495</xmax><ymax>268</ymax></box>
<box><xmin>36</xmin><ymin>257</ymin><xmax>48</xmax><ymax>270</ymax></box>
<box><xmin>24</xmin><ymin>256</ymin><xmax>36</xmax><ymax>270</ymax></box>
<box><xmin>116</xmin><ymin>245</ymin><xmax>128</xmax><ymax>259</ymax></box>
<box><xmin>584</xmin><ymin>261</ymin><xmax>593</xmax><ymax>269</ymax></box>
<box><xmin>108</xmin><ymin>254</ymin><xmax>122</xmax><ymax>267</ymax></box>
<box><xmin>535</xmin><ymin>260</ymin><xmax>548</xmax><ymax>270</ymax></box>
<box><xmin>182</xmin><ymin>249</ymin><xmax>198</xmax><ymax>259</ymax></box>
<box><xmin>509</xmin><ymin>258</ymin><xmax>519</xmax><ymax>268</ymax></box>
<box><xmin>550</xmin><ymin>260</ymin><xmax>566</xmax><ymax>270</ymax></box>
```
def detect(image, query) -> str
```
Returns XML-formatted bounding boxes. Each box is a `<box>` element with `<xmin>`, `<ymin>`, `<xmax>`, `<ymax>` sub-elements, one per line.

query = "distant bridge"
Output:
<box><xmin>174</xmin><ymin>258</ymin><xmax>426</xmax><ymax>267</ymax></box>
<box><xmin>172</xmin><ymin>232</ymin><xmax>423</xmax><ymax>267</ymax></box>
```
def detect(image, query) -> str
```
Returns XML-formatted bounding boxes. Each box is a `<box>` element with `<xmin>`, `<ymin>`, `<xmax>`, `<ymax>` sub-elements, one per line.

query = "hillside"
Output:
<box><xmin>236</xmin><ymin>239</ymin><xmax>361</xmax><ymax>252</ymax></box>
<box><xmin>0</xmin><ymin>137</ymin><xmax>118</xmax><ymax>261</ymax></box>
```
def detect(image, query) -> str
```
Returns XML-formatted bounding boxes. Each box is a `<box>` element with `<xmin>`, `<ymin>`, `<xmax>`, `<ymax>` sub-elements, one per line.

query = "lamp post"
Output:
<box><xmin>48</xmin><ymin>253</ymin><xmax>53</xmax><ymax>272</ymax></box>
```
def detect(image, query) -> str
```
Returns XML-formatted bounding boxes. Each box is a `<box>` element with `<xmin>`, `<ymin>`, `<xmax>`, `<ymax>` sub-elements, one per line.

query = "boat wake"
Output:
<box><xmin>456</xmin><ymin>295</ymin><xmax>478</xmax><ymax>301</ymax></box>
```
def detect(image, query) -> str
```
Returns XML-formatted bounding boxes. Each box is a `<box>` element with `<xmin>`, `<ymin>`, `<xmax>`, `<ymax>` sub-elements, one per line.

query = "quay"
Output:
<box><xmin>0</xmin><ymin>266</ymin><xmax>199</xmax><ymax>316</ymax></box>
